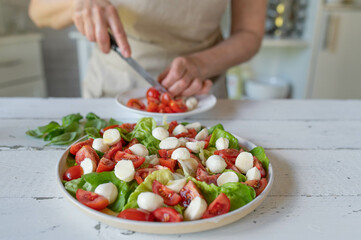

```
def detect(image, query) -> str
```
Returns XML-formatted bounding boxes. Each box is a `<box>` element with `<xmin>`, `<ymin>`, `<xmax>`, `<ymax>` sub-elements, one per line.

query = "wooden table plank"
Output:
<box><xmin>1</xmin><ymin>98</ymin><xmax>361</xmax><ymax>120</ymax></box>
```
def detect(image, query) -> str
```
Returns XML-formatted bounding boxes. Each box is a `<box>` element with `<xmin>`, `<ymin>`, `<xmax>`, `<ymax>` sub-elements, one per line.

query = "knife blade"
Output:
<box><xmin>109</xmin><ymin>33</ymin><xmax>167</xmax><ymax>92</ymax></box>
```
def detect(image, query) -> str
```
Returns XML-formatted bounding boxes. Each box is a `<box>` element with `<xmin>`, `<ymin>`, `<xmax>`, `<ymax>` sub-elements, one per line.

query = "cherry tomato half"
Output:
<box><xmin>214</xmin><ymin>149</ymin><xmax>240</xmax><ymax>165</ymax></box>
<box><xmin>179</xmin><ymin>181</ymin><xmax>203</xmax><ymax>207</ymax></box>
<box><xmin>152</xmin><ymin>207</ymin><xmax>183</xmax><ymax>222</ymax></box>
<box><xmin>202</xmin><ymin>193</ymin><xmax>230</xmax><ymax>219</ymax></box>
<box><xmin>168</xmin><ymin>121</ymin><xmax>179</xmax><ymax>134</ymax></box>
<box><xmin>134</xmin><ymin>168</ymin><xmax>157</xmax><ymax>184</ymax></box>
<box><xmin>96</xmin><ymin>157</ymin><xmax>116</xmax><ymax>173</ymax></box>
<box><xmin>127</xmin><ymin>98</ymin><xmax>146</xmax><ymax>110</ymax></box>
<box><xmin>70</xmin><ymin>139</ymin><xmax>94</xmax><ymax>155</ymax></box>
<box><xmin>152</xmin><ymin>180</ymin><xmax>181</xmax><ymax>206</ymax></box>
<box><xmin>146</xmin><ymin>100</ymin><xmax>159</xmax><ymax>112</ymax></box>
<box><xmin>195</xmin><ymin>167</ymin><xmax>220</xmax><ymax>185</ymax></box>
<box><xmin>114</xmin><ymin>151</ymin><xmax>145</xmax><ymax>168</ymax></box>
<box><xmin>63</xmin><ymin>165</ymin><xmax>83</xmax><ymax>181</ymax></box>
<box><xmin>159</xmin><ymin>158</ymin><xmax>177</xmax><ymax>172</ymax></box>
<box><xmin>244</xmin><ymin>178</ymin><xmax>268</xmax><ymax>196</ymax></box>
<box><xmin>169</xmin><ymin>99</ymin><xmax>187</xmax><ymax>113</ymax></box>
<box><xmin>119</xmin><ymin>123</ymin><xmax>136</xmax><ymax>133</ymax></box>
<box><xmin>160</xmin><ymin>92</ymin><xmax>172</xmax><ymax>105</ymax></box>
<box><xmin>76</xmin><ymin>189</ymin><xmax>109</xmax><ymax>210</ymax></box>
<box><xmin>75</xmin><ymin>145</ymin><xmax>100</xmax><ymax>165</ymax></box>
<box><xmin>146</xmin><ymin>87</ymin><xmax>161</xmax><ymax>100</ymax></box>
<box><xmin>117</xmin><ymin>208</ymin><xmax>154</xmax><ymax>221</ymax></box>
<box><xmin>254</xmin><ymin>157</ymin><xmax>266</xmax><ymax>178</ymax></box>
<box><xmin>100</xmin><ymin>125</ymin><xmax>120</xmax><ymax>136</ymax></box>
<box><xmin>103</xmin><ymin>141</ymin><xmax>123</xmax><ymax>160</ymax></box>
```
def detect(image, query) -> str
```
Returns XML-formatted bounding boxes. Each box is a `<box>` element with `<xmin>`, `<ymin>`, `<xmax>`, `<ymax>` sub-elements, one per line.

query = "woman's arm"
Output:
<box><xmin>159</xmin><ymin>0</ymin><xmax>267</xmax><ymax>96</ymax></box>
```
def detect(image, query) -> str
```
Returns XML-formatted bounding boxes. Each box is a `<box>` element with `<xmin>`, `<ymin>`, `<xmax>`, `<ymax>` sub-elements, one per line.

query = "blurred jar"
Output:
<box><xmin>244</xmin><ymin>76</ymin><xmax>291</xmax><ymax>99</ymax></box>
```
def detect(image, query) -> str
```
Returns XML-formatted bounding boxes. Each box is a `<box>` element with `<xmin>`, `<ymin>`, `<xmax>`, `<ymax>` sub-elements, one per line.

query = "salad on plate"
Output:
<box><xmin>62</xmin><ymin>117</ymin><xmax>269</xmax><ymax>222</ymax></box>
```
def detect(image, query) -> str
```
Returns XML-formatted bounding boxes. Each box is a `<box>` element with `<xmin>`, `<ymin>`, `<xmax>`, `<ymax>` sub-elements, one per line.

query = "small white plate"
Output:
<box><xmin>115</xmin><ymin>88</ymin><xmax>217</xmax><ymax>120</ymax></box>
<box><xmin>57</xmin><ymin>134</ymin><xmax>274</xmax><ymax>234</ymax></box>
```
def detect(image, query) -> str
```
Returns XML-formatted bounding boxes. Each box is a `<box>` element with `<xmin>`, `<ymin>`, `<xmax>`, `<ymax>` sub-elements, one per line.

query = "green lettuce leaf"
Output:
<box><xmin>126</xmin><ymin>117</ymin><xmax>160</xmax><ymax>154</ymax></box>
<box><xmin>62</xmin><ymin>113</ymin><xmax>83</xmax><ymax>127</ymax></box>
<box><xmin>116</xmin><ymin>127</ymin><xmax>132</xmax><ymax>142</ymax></box>
<box><xmin>222</xmin><ymin>169</ymin><xmax>247</xmax><ymax>182</ymax></box>
<box><xmin>208</xmin><ymin>124</ymin><xmax>224</xmax><ymax>134</ymax></box>
<box><xmin>251</xmin><ymin>146</ymin><xmax>270</xmax><ymax>172</ymax></box>
<box><xmin>209</xmin><ymin>128</ymin><xmax>240</xmax><ymax>150</ymax></box>
<box><xmin>199</xmin><ymin>147</ymin><xmax>216</xmax><ymax>165</ymax></box>
<box><xmin>123</xmin><ymin>169</ymin><xmax>173</xmax><ymax>210</ymax></box>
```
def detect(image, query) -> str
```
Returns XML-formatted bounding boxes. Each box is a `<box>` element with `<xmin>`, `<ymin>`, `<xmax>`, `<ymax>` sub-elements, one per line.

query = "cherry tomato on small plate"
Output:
<box><xmin>76</xmin><ymin>189</ymin><xmax>109</xmax><ymax>211</ymax></box>
<box><xmin>146</xmin><ymin>100</ymin><xmax>159</xmax><ymax>112</ymax></box>
<box><xmin>127</xmin><ymin>98</ymin><xmax>146</xmax><ymax>110</ymax></box>
<box><xmin>117</xmin><ymin>208</ymin><xmax>154</xmax><ymax>221</ymax></box>
<box><xmin>152</xmin><ymin>180</ymin><xmax>181</xmax><ymax>206</ymax></box>
<box><xmin>152</xmin><ymin>207</ymin><xmax>183</xmax><ymax>222</ymax></box>
<box><xmin>63</xmin><ymin>165</ymin><xmax>83</xmax><ymax>181</ymax></box>
<box><xmin>202</xmin><ymin>193</ymin><xmax>230</xmax><ymax>219</ymax></box>
<box><xmin>169</xmin><ymin>99</ymin><xmax>187</xmax><ymax>113</ymax></box>
<box><xmin>146</xmin><ymin>87</ymin><xmax>161</xmax><ymax>100</ymax></box>
<box><xmin>160</xmin><ymin>92</ymin><xmax>172</xmax><ymax>105</ymax></box>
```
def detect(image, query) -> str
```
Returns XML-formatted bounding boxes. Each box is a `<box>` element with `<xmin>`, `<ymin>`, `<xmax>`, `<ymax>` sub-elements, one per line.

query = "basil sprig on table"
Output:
<box><xmin>26</xmin><ymin>113</ymin><xmax>122</xmax><ymax>145</ymax></box>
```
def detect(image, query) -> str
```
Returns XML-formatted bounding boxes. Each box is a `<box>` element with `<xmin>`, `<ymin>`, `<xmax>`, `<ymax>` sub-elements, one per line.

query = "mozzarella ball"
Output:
<box><xmin>166</xmin><ymin>178</ymin><xmax>187</xmax><ymax>193</ymax></box>
<box><xmin>137</xmin><ymin>192</ymin><xmax>164</xmax><ymax>211</ymax></box>
<box><xmin>217</xmin><ymin>172</ymin><xmax>239</xmax><ymax>186</ymax></box>
<box><xmin>206</xmin><ymin>155</ymin><xmax>227</xmax><ymax>173</ymax></box>
<box><xmin>235</xmin><ymin>152</ymin><xmax>254</xmax><ymax>174</ymax></box>
<box><xmin>145</xmin><ymin>155</ymin><xmax>159</xmax><ymax>165</ymax></box>
<box><xmin>185</xmin><ymin>122</ymin><xmax>202</xmax><ymax>132</ymax></box>
<box><xmin>152</xmin><ymin>127</ymin><xmax>169</xmax><ymax>141</ymax></box>
<box><xmin>94</xmin><ymin>182</ymin><xmax>118</xmax><ymax>204</ymax></box>
<box><xmin>215</xmin><ymin>137</ymin><xmax>229</xmax><ymax>150</ymax></box>
<box><xmin>171</xmin><ymin>147</ymin><xmax>190</xmax><ymax>160</ymax></box>
<box><xmin>246</xmin><ymin>167</ymin><xmax>261</xmax><ymax>181</ymax></box>
<box><xmin>80</xmin><ymin>158</ymin><xmax>96</xmax><ymax>174</ymax></box>
<box><xmin>103</xmin><ymin>129</ymin><xmax>121</xmax><ymax>146</ymax></box>
<box><xmin>129</xmin><ymin>143</ymin><xmax>149</xmax><ymax>157</ymax></box>
<box><xmin>159</xmin><ymin>137</ymin><xmax>180</xmax><ymax>149</ymax></box>
<box><xmin>184</xmin><ymin>197</ymin><xmax>207</xmax><ymax>221</ymax></box>
<box><xmin>178</xmin><ymin>137</ymin><xmax>188</xmax><ymax>147</ymax></box>
<box><xmin>195</xmin><ymin>128</ymin><xmax>208</xmax><ymax>141</ymax></box>
<box><xmin>172</xmin><ymin>124</ymin><xmax>188</xmax><ymax>136</ymax></box>
<box><xmin>114</xmin><ymin>160</ymin><xmax>135</xmax><ymax>182</ymax></box>
<box><xmin>185</xmin><ymin>97</ymin><xmax>198</xmax><ymax>111</ymax></box>
<box><xmin>186</xmin><ymin>141</ymin><xmax>206</xmax><ymax>153</ymax></box>
<box><xmin>92</xmin><ymin>138</ymin><xmax>109</xmax><ymax>153</ymax></box>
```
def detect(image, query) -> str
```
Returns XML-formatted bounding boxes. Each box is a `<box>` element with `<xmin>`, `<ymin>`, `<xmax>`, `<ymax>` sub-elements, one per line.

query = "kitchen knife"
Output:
<box><xmin>109</xmin><ymin>33</ymin><xmax>167</xmax><ymax>92</ymax></box>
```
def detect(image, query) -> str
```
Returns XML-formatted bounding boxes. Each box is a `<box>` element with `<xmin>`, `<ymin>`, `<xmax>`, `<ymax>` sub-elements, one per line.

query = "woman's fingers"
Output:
<box><xmin>181</xmin><ymin>78</ymin><xmax>203</xmax><ymax>97</ymax></box>
<box><xmin>93</xmin><ymin>6</ymin><xmax>110</xmax><ymax>53</ymax></box>
<box><xmin>83</xmin><ymin>8</ymin><xmax>95</xmax><ymax>42</ymax></box>
<box><xmin>167</xmin><ymin>75</ymin><xmax>191</xmax><ymax>96</ymax></box>
<box><xmin>199</xmin><ymin>80</ymin><xmax>213</xmax><ymax>95</ymax></box>
<box><xmin>106</xmin><ymin>5</ymin><xmax>131</xmax><ymax>57</ymax></box>
<box><xmin>73</xmin><ymin>12</ymin><xmax>85</xmax><ymax>35</ymax></box>
<box><xmin>160</xmin><ymin>59</ymin><xmax>187</xmax><ymax>89</ymax></box>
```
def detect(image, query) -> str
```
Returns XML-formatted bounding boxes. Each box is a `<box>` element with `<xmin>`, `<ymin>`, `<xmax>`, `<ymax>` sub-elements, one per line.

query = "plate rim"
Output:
<box><xmin>56</xmin><ymin>134</ymin><xmax>274</xmax><ymax>234</ymax></box>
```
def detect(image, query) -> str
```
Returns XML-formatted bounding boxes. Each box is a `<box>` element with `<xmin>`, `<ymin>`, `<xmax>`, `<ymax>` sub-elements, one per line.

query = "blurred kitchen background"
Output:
<box><xmin>0</xmin><ymin>0</ymin><xmax>360</xmax><ymax>99</ymax></box>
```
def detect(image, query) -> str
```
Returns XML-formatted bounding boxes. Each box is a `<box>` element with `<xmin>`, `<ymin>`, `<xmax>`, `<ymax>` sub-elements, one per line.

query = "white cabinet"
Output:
<box><xmin>310</xmin><ymin>7</ymin><xmax>361</xmax><ymax>99</ymax></box>
<box><xmin>0</xmin><ymin>33</ymin><xmax>47</xmax><ymax>97</ymax></box>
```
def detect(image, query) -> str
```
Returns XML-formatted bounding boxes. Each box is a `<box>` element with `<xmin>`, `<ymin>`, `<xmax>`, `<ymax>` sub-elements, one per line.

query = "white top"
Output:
<box><xmin>0</xmin><ymin>98</ymin><xmax>360</xmax><ymax>239</ymax></box>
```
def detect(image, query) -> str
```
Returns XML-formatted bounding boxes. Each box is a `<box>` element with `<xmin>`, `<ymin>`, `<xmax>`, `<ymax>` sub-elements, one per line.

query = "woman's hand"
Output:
<box><xmin>72</xmin><ymin>0</ymin><xmax>131</xmax><ymax>56</ymax></box>
<box><xmin>158</xmin><ymin>56</ymin><xmax>213</xmax><ymax>97</ymax></box>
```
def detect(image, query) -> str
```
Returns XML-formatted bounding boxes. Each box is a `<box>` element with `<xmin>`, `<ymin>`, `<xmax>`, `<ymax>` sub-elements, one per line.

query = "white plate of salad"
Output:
<box><xmin>57</xmin><ymin>117</ymin><xmax>273</xmax><ymax>234</ymax></box>
<box><xmin>115</xmin><ymin>88</ymin><xmax>217</xmax><ymax>120</ymax></box>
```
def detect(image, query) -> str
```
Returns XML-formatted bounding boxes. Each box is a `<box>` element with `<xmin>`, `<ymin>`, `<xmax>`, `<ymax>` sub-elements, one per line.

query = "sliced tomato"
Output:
<box><xmin>117</xmin><ymin>208</ymin><xmax>154</xmax><ymax>222</ymax></box>
<box><xmin>160</xmin><ymin>92</ymin><xmax>172</xmax><ymax>105</ymax></box>
<box><xmin>214</xmin><ymin>149</ymin><xmax>240</xmax><ymax>165</ymax></box>
<box><xmin>96</xmin><ymin>157</ymin><xmax>116</xmax><ymax>173</ymax></box>
<box><xmin>196</xmin><ymin>167</ymin><xmax>220</xmax><ymax>185</ymax></box>
<box><xmin>204</xmin><ymin>134</ymin><xmax>212</xmax><ymax>149</ymax></box>
<box><xmin>119</xmin><ymin>123</ymin><xmax>136</xmax><ymax>133</ymax></box>
<box><xmin>76</xmin><ymin>189</ymin><xmax>109</xmax><ymax>210</ymax></box>
<box><xmin>114</xmin><ymin>151</ymin><xmax>145</xmax><ymax>168</ymax></box>
<box><xmin>103</xmin><ymin>141</ymin><xmax>123</xmax><ymax>160</ymax></box>
<box><xmin>146</xmin><ymin>100</ymin><xmax>159</xmax><ymax>112</ymax></box>
<box><xmin>146</xmin><ymin>87</ymin><xmax>161</xmax><ymax>100</ymax></box>
<box><xmin>127</xmin><ymin>98</ymin><xmax>146</xmax><ymax>110</ymax></box>
<box><xmin>63</xmin><ymin>165</ymin><xmax>83</xmax><ymax>181</ymax></box>
<box><xmin>75</xmin><ymin>145</ymin><xmax>100</xmax><ymax>165</ymax></box>
<box><xmin>168</xmin><ymin>121</ymin><xmax>178</xmax><ymax>134</ymax></box>
<box><xmin>189</xmin><ymin>154</ymin><xmax>206</xmax><ymax>171</ymax></box>
<box><xmin>152</xmin><ymin>180</ymin><xmax>181</xmax><ymax>206</ymax></box>
<box><xmin>169</xmin><ymin>99</ymin><xmax>187</xmax><ymax>113</ymax></box>
<box><xmin>100</xmin><ymin>124</ymin><xmax>120</xmax><ymax>136</ymax></box>
<box><xmin>179</xmin><ymin>181</ymin><xmax>203</xmax><ymax>207</ymax></box>
<box><xmin>244</xmin><ymin>178</ymin><xmax>268</xmax><ymax>196</ymax></box>
<box><xmin>202</xmin><ymin>193</ymin><xmax>230</xmax><ymax>219</ymax></box>
<box><xmin>152</xmin><ymin>207</ymin><xmax>183</xmax><ymax>222</ymax></box>
<box><xmin>158</xmin><ymin>149</ymin><xmax>169</xmax><ymax>158</ymax></box>
<box><xmin>134</xmin><ymin>168</ymin><xmax>156</xmax><ymax>184</ymax></box>
<box><xmin>124</xmin><ymin>138</ymin><xmax>139</xmax><ymax>150</ymax></box>
<box><xmin>164</xmin><ymin>106</ymin><xmax>174</xmax><ymax>113</ymax></box>
<box><xmin>175</xmin><ymin>128</ymin><xmax>197</xmax><ymax>138</ymax></box>
<box><xmin>69</xmin><ymin>139</ymin><xmax>94</xmax><ymax>155</ymax></box>
<box><xmin>158</xmin><ymin>103</ymin><xmax>167</xmax><ymax>113</ymax></box>
<box><xmin>254</xmin><ymin>157</ymin><xmax>266</xmax><ymax>178</ymax></box>
<box><xmin>159</xmin><ymin>158</ymin><xmax>177</xmax><ymax>172</ymax></box>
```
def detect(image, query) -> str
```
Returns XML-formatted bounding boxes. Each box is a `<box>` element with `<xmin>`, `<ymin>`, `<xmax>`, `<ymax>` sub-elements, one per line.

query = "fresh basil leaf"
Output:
<box><xmin>86</xmin><ymin>112</ymin><xmax>100</xmax><ymax>121</ymax></box>
<box><xmin>95</xmin><ymin>150</ymin><xmax>104</xmax><ymax>159</ymax></box>
<box><xmin>26</xmin><ymin>121</ymin><xmax>61</xmax><ymax>138</ymax></box>
<box><xmin>208</xmin><ymin>124</ymin><xmax>224</xmax><ymax>134</ymax></box>
<box><xmin>251</xmin><ymin>146</ymin><xmax>269</xmax><ymax>172</ymax></box>
<box><xmin>209</xmin><ymin>128</ymin><xmax>240</xmax><ymax>150</ymax></box>
<box><xmin>44</xmin><ymin>127</ymin><xmax>65</xmax><ymax>141</ymax></box>
<box><xmin>62</xmin><ymin>113</ymin><xmax>83</xmax><ymax>127</ymax></box>
<box><xmin>85</xmin><ymin>127</ymin><xmax>101</xmax><ymax>139</ymax></box>
<box><xmin>108</xmin><ymin>118</ymin><xmax>123</xmax><ymax>126</ymax></box>
<box><xmin>180</xmin><ymin>122</ymin><xmax>189</xmax><ymax>126</ymax></box>
<box><xmin>64</xmin><ymin>178</ymin><xmax>85</xmax><ymax>197</ymax></box>
<box><xmin>85</xmin><ymin>119</ymin><xmax>107</xmax><ymax>130</ymax></box>
<box><xmin>65</xmin><ymin>122</ymin><xmax>82</xmax><ymax>134</ymax></box>
<box><xmin>48</xmin><ymin>132</ymin><xmax>78</xmax><ymax>145</ymax></box>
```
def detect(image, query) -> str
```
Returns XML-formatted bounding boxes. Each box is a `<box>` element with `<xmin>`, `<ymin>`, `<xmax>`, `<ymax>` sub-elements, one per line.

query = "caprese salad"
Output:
<box><xmin>126</xmin><ymin>87</ymin><xmax>198</xmax><ymax>113</ymax></box>
<box><xmin>63</xmin><ymin>117</ymin><xmax>270</xmax><ymax>222</ymax></box>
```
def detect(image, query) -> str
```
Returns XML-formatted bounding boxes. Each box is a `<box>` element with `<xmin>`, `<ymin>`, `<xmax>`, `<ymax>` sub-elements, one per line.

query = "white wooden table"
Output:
<box><xmin>1</xmin><ymin>98</ymin><xmax>361</xmax><ymax>240</ymax></box>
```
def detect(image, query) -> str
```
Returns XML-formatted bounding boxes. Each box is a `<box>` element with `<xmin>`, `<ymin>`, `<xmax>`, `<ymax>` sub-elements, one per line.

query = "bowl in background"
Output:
<box><xmin>244</xmin><ymin>77</ymin><xmax>290</xmax><ymax>99</ymax></box>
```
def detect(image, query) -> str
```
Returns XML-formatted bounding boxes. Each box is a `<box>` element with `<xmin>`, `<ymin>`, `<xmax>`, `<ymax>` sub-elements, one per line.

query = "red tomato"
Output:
<box><xmin>164</xmin><ymin>106</ymin><xmax>174</xmax><ymax>113</ymax></box>
<box><xmin>175</xmin><ymin>128</ymin><xmax>197</xmax><ymax>138</ymax></box>
<box><xmin>179</xmin><ymin>181</ymin><xmax>203</xmax><ymax>207</ymax></box>
<box><xmin>158</xmin><ymin>149</ymin><xmax>169</xmax><ymax>158</ymax></box>
<box><xmin>169</xmin><ymin>99</ymin><xmax>187</xmax><ymax>113</ymax></box>
<box><xmin>117</xmin><ymin>208</ymin><xmax>155</xmax><ymax>222</ymax></box>
<box><xmin>134</xmin><ymin>168</ymin><xmax>156</xmax><ymax>184</ymax></box>
<box><xmin>96</xmin><ymin>157</ymin><xmax>116</xmax><ymax>173</ymax></box>
<box><xmin>254</xmin><ymin>157</ymin><xmax>266</xmax><ymax>178</ymax></box>
<box><xmin>158</xmin><ymin>103</ymin><xmax>167</xmax><ymax>113</ymax></box>
<box><xmin>152</xmin><ymin>207</ymin><xmax>183</xmax><ymax>222</ymax></box>
<box><xmin>75</xmin><ymin>145</ymin><xmax>100</xmax><ymax>165</ymax></box>
<box><xmin>124</xmin><ymin>138</ymin><xmax>139</xmax><ymax>150</ymax></box>
<box><xmin>204</xmin><ymin>134</ymin><xmax>212</xmax><ymax>149</ymax></box>
<box><xmin>159</xmin><ymin>158</ymin><xmax>177</xmax><ymax>172</ymax></box>
<box><xmin>196</xmin><ymin>167</ymin><xmax>220</xmax><ymax>185</ymax></box>
<box><xmin>99</xmin><ymin>125</ymin><xmax>120</xmax><ymax>136</ymax></box>
<box><xmin>152</xmin><ymin>180</ymin><xmax>181</xmax><ymax>206</ymax></box>
<box><xmin>146</xmin><ymin>100</ymin><xmax>159</xmax><ymax>112</ymax></box>
<box><xmin>146</xmin><ymin>87</ymin><xmax>161</xmax><ymax>100</ymax></box>
<box><xmin>160</xmin><ymin>92</ymin><xmax>172</xmax><ymax>105</ymax></box>
<box><xmin>214</xmin><ymin>149</ymin><xmax>240</xmax><ymax>165</ymax></box>
<box><xmin>168</xmin><ymin>121</ymin><xmax>178</xmax><ymax>134</ymax></box>
<box><xmin>103</xmin><ymin>141</ymin><xmax>123</xmax><ymax>160</ymax></box>
<box><xmin>244</xmin><ymin>178</ymin><xmax>268</xmax><ymax>196</ymax></box>
<box><xmin>127</xmin><ymin>98</ymin><xmax>146</xmax><ymax>110</ymax></box>
<box><xmin>114</xmin><ymin>151</ymin><xmax>145</xmax><ymax>168</ymax></box>
<box><xmin>119</xmin><ymin>123</ymin><xmax>136</xmax><ymax>133</ymax></box>
<box><xmin>76</xmin><ymin>189</ymin><xmax>109</xmax><ymax>210</ymax></box>
<box><xmin>69</xmin><ymin>139</ymin><xmax>94</xmax><ymax>155</ymax></box>
<box><xmin>63</xmin><ymin>165</ymin><xmax>83</xmax><ymax>181</ymax></box>
<box><xmin>202</xmin><ymin>193</ymin><xmax>230</xmax><ymax>219</ymax></box>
